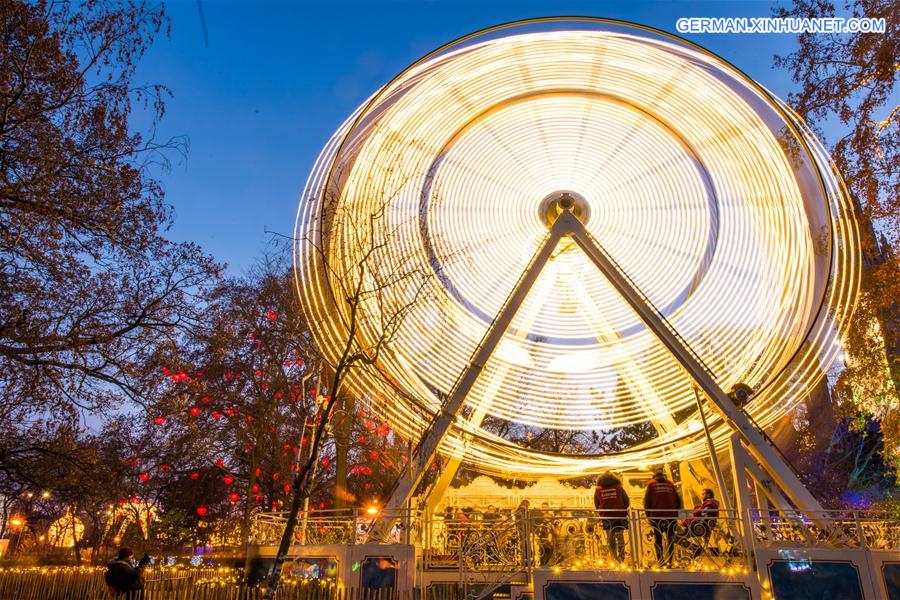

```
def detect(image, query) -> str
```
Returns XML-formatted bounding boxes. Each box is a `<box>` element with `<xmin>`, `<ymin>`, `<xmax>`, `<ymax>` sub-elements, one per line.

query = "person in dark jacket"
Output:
<box><xmin>682</xmin><ymin>488</ymin><xmax>720</xmax><ymax>537</ymax></box>
<box><xmin>594</xmin><ymin>472</ymin><xmax>630</xmax><ymax>562</ymax></box>
<box><xmin>105</xmin><ymin>547</ymin><xmax>150</xmax><ymax>598</ymax></box>
<box><xmin>643</xmin><ymin>471</ymin><xmax>682</xmax><ymax>567</ymax></box>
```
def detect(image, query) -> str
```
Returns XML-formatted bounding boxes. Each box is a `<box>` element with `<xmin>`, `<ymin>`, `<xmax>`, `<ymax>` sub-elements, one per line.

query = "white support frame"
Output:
<box><xmin>368</xmin><ymin>205</ymin><xmax>823</xmax><ymax>541</ymax></box>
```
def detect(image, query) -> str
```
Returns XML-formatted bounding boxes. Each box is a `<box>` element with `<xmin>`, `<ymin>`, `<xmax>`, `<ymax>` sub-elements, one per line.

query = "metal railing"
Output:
<box><xmin>251</xmin><ymin>509</ymin><xmax>421</xmax><ymax>546</ymax></box>
<box><xmin>748</xmin><ymin>509</ymin><xmax>900</xmax><ymax>551</ymax></box>
<box><xmin>524</xmin><ymin>509</ymin><xmax>749</xmax><ymax>572</ymax></box>
<box><xmin>424</xmin><ymin>515</ymin><xmax>523</xmax><ymax>572</ymax></box>
<box><xmin>251</xmin><ymin>507</ymin><xmax>899</xmax><ymax>572</ymax></box>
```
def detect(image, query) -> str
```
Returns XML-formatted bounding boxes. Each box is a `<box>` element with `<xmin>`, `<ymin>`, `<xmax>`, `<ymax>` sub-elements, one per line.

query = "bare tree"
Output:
<box><xmin>0</xmin><ymin>0</ymin><xmax>221</xmax><ymax>425</ymax></box>
<box><xmin>263</xmin><ymin>183</ymin><xmax>440</xmax><ymax>597</ymax></box>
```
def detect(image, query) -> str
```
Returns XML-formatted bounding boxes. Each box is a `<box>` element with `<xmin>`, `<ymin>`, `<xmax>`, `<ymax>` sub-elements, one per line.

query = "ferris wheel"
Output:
<box><xmin>295</xmin><ymin>18</ymin><xmax>859</xmax><ymax>528</ymax></box>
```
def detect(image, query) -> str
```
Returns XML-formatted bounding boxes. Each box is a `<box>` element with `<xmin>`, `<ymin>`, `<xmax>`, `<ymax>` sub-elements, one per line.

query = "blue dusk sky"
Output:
<box><xmin>136</xmin><ymin>1</ymin><xmax>838</xmax><ymax>273</ymax></box>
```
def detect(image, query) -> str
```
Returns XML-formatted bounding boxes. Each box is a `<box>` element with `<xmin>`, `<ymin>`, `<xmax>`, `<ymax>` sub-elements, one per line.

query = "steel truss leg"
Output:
<box><xmin>369</xmin><ymin>207</ymin><xmax>822</xmax><ymax>541</ymax></box>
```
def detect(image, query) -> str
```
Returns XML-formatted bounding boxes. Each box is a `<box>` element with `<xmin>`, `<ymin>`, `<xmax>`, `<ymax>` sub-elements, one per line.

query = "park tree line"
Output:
<box><xmin>0</xmin><ymin>0</ymin><xmax>896</xmax><ymax>564</ymax></box>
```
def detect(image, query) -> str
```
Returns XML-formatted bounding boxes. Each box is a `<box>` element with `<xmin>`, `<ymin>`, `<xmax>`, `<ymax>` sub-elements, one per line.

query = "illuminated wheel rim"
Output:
<box><xmin>295</xmin><ymin>18</ymin><xmax>859</xmax><ymax>477</ymax></box>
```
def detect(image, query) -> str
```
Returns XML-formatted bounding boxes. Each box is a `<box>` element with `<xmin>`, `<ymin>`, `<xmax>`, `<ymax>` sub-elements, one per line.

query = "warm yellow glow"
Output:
<box><xmin>48</xmin><ymin>510</ymin><xmax>84</xmax><ymax>548</ymax></box>
<box><xmin>365</xmin><ymin>506</ymin><xmax>380</xmax><ymax>516</ymax></box>
<box><xmin>8</xmin><ymin>517</ymin><xmax>24</xmax><ymax>528</ymax></box>
<box><xmin>296</xmin><ymin>20</ymin><xmax>859</xmax><ymax>477</ymax></box>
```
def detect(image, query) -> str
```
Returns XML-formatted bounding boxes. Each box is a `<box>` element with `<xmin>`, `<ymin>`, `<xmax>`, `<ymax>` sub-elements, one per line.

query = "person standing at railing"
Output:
<box><xmin>594</xmin><ymin>472</ymin><xmax>630</xmax><ymax>563</ymax></box>
<box><xmin>644</xmin><ymin>471</ymin><xmax>682</xmax><ymax>567</ymax></box>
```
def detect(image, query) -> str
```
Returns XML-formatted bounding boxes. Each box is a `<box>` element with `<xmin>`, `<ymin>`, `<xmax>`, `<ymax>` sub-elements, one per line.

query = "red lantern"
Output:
<box><xmin>321</xmin><ymin>457</ymin><xmax>330</xmax><ymax>468</ymax></box>
<box><xmin>190</xmin><ymin>472</ymin><xmax>199</xmax><ymax>480</ymax></box>
<box><xmin>196</xmin><ymin>506</ymin><xmax>207</xmax><ymax>516</ymax></box>
<box><xmin>139</xmin><ymin>472</ymin><xmax>150</xmax><ymax>482</ymax></box>
<box><xmin>216</xmin><ymin>459</ymin><xmax>224</xmax><ymax>467</ymax></box>
<box><xmin>369</xmin><ymin>451</ymin><xmax>379</xmax><ymax>460</ymax></box>
<box><xmin>224</xmin><ymin>475</ymin><xmax>234</xmax><ymax>485</ymax></box>
<box><xmin>283</xmin><ymin>484</ymin><xmax>292</xmax><ymax>493</ymax></box>
<box><xmin>358</xmin><ymin>436</ymin><xmax>367</xmax><ymax>443</ymax></box>
<box><xmin>252</xmin><ymin>484</ymin><xmax>259</xmax><ymax>494</ymax></box>
<box><xmin>160</xmin><ymin>464</ymin><xmax>170</xmax><ymax>471</ymax></box>
<box><xmin>268</xmin><ymin>311</ymin><xmax>278</xmax><ymax>320</ymax></box>
<box><xmin>229</xmin><ymin>492</ymin><xmax>240</xmax><ymax>503</ymax></box>
<box><xmin>272</xmin><ymin>472</ymin><xmax>279</xmax><ymax>481</ymax></box>
<box><xmin>189</xmin><ymin>407</ymin><xmax>200</xmax><ymax>416</ymax></box>
<box><xmin>154</xmin><ymin>417</ymin><xmax>166</xmax><ymax>426</ymax></box>
<box><xmin>309</xmin><ymin>389</ymin><xmax>317</xmax><ymax>397</ymax></box>
<box><xmin>201</xmin><ymin>396</ymin><xmax>210</xmax><ymax>404</ymax></box>
<box><xmin>212</xmin><ymin>412</ymin><xmax>222</xmax><ymax>420</ymax></box>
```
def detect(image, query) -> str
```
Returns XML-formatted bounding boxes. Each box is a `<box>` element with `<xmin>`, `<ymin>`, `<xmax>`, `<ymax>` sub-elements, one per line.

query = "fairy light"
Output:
<box><xmin>295</xmin><ymin>19</ymin><xmax>859</xmax><ymax>477</ymax></box>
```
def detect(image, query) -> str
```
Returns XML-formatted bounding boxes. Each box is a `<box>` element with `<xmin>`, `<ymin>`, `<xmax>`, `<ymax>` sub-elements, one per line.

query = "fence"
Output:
<box><xmin>0</xmin><ymin>566</ymin><xmax>415</xmax><ymax>600</ymax></box>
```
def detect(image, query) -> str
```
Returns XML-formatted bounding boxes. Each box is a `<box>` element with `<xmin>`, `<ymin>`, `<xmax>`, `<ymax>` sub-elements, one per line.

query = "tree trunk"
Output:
<box><xmin>242</xmin><ymin>441</ymin><xmax>261</xmax><ymax>575</ymax></box>
<box><xmin>333</xmin><ymin>395</ymin><xmax>354</xmax><ymax>508</ymax></box>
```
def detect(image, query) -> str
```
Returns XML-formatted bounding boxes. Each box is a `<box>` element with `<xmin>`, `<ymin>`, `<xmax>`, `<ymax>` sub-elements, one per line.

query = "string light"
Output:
<box><xmin>295</xmin><ymin>19</ymin><xmax>859</xmax><ymax>477</ymax></box>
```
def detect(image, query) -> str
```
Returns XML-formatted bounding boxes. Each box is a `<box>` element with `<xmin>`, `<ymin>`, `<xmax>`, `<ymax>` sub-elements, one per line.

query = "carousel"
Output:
<box><xmin>250</xmin><ymin>18</ymin><xmax>899</xmax><ymax>600</ymax></box>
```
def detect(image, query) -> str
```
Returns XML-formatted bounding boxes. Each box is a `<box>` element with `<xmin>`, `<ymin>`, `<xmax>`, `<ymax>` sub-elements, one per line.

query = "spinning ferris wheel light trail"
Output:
<box><xmin>293</xmin><ymin>18</ymin><xmax>859</xmax><ymax>528</ymax></box>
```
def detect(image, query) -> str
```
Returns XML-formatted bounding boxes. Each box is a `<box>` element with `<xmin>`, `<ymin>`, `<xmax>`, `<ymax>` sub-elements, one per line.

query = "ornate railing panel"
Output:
<box><xmin>525</xmin><ymin>509</ymin><xmax>749</xmax><ymax>572</ymax></box>
<box><xmin>749</xmin><ymin>509</ymin><xmax>900</xmax><ymax>551</ymax></box>
<box><xmin>250</xmin><ymin>509</ymin><xmax>420</xmax><ymax>546</ymax></box>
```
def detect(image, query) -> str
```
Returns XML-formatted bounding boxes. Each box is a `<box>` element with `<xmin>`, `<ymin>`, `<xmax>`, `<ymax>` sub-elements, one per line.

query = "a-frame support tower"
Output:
<box><xmin>369</xmin><ymin>194</ymin><xmax>822</xmax><ymax>540</ymax></box>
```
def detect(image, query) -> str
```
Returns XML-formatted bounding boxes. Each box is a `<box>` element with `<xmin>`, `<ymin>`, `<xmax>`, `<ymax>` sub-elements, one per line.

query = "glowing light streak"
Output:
<box><xmin>295</xmin><ymin>20</ymin><xmax>859</xmax><ymax>477</ymax></box>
